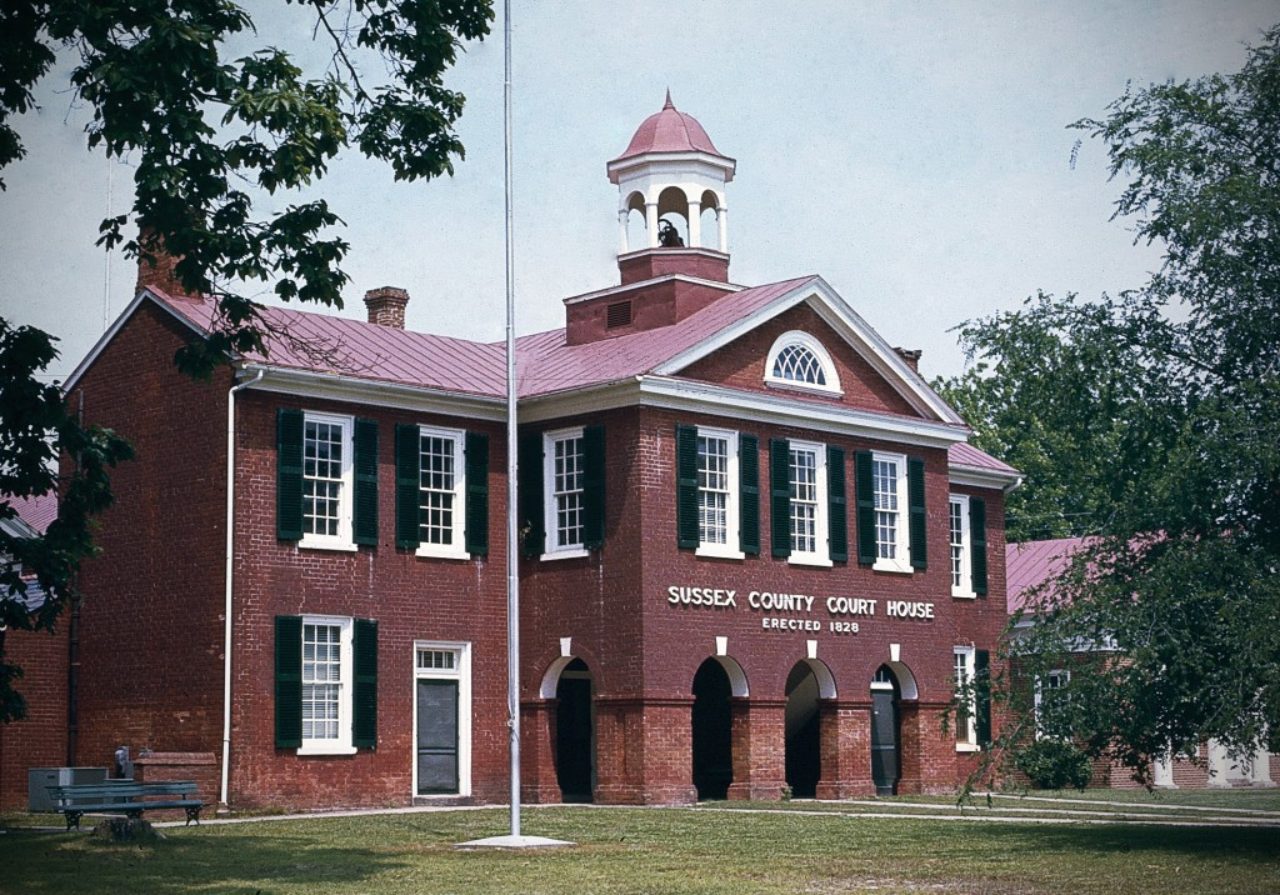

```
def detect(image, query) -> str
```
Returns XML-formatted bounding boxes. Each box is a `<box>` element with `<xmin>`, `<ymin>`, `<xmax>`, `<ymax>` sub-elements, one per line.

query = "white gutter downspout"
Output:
<box><xmin>220</xmin><ymin>368</ymin><xmax>263</xmax><ymax>809</ymax></box>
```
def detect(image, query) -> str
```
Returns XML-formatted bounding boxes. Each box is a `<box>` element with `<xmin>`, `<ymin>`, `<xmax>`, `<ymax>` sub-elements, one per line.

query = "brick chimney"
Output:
<box><xmin>893</xmin><ymin>347</ymin><xmax>922</xmax><ymax>373</ymax></box>
<box><xmin>363</xmin><ymin>287</ymin><xmax>409</xmax><ymax>328</ymax></box>
<box><xmin>135</xmin><ymin>227</ymin><xmax>187</xmax><ymax>296</ymax></box>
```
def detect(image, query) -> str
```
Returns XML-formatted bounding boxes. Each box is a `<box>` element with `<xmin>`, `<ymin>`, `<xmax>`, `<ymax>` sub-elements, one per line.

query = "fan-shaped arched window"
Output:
<box><xmin>764</xmin><ymin>331</ymin><xmax>841</xmax><ymax>395</ymax></box>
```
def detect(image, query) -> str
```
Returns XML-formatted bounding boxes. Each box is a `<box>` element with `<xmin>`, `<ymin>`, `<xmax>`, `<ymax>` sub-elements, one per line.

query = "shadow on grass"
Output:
<box><xmin>0</xmin><ymin>829</ymin><xmax>413</xmax><ymax>895</ymax></box>
<box><xmin>982</xmin><ymin>821</ymin><xmax>1280</xmax><ymax>863</ymax></box>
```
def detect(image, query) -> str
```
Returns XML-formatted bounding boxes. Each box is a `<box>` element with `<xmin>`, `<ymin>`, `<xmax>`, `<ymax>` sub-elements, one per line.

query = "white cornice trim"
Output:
<box><xmin>521</xmin><ymin>375</ymin><xmax>969</xmax><ymax>449</ymax></box>
<box><xmin>649</xmin><ymin>276</ymin><xmax>963</xmax><ymax>425</ymax></box>
<box><xmin>242</xmin><ymin>365</ymin><xmax>506</xmax><ymax>421</ymax></box>
<box><xmin>562</xmin><ymin>271</ymin><xmax>740</xmax><ymax>306</ymax></box>
<box><xmin>607</xmin><ymin>150</ymin><xmax>736</xmax><ymax>182</ymax></box>
<box><xmin>63</xmin><ymin>289</ymin><xmax>207</xmax><ymax>393</ymax></box>
<box><xmin>949</xmin><ymin>464</ymin><xmax>1023</xmax><ymax>494</ymax></box>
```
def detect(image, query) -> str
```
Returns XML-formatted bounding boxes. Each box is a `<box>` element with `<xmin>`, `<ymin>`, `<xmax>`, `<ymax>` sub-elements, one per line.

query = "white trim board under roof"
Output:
<box><xmin>520</xmin><ymin>375</ymin><xmax>970</xmax><ymax>450</ymax></box>
<box><xmin>241</xmin><ymin>366</ymin><xmax>506</xmax><ymax>422</ymax></box>
<box><xmin>651</xmin><ymin>276</ymin><xmax>962</xmax><ymax>425</ymax></box>
<box><xmin>949</xmin><ymin>464</ymin><xmax>1023</xmax><ymax>494</ymax></box>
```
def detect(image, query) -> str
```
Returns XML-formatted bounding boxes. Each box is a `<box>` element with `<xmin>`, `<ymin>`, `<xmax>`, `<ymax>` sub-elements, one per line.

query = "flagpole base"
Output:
<box><xmin>456</xmin><ymin>834</ymin><xmax>574</xmax><ymax>849</ymax></box>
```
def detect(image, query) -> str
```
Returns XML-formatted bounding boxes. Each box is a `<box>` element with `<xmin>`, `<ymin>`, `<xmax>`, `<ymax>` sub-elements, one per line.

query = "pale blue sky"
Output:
<box><xmin>2</xmin><ymin>1</ymin><xmax>1275</xmax><ymax>383</ymax></box>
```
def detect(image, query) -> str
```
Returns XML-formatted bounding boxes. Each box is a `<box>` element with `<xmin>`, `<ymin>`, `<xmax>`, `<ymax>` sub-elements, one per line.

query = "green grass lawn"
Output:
<box><xmin>3</xmin><ymin>803</ymin><xmax>1278</xmax><ymax>895</ymax></box>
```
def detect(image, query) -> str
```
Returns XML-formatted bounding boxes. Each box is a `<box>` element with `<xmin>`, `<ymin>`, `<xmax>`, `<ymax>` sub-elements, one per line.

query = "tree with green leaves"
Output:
<box><xmin>937</xmin><ymin>24</ymin><xmax>1280</xmax><ymax>785</ymax></box>
<box><xmin>0</xmin><ymin>0</ymin><xmax>493</xmax><ymax>721</ymax></box>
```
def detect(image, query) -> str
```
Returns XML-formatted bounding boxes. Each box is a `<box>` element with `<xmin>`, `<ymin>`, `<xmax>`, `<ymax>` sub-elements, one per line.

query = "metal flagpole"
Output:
<box><xmin>502</xmin><ymin>0</ymin><xmax>521</xmax><ymax>841</ymax></box>
<box><xmin>459</xmin><ymin>0</ymin><xmax>568</xmax><ymax>849</ymax></box>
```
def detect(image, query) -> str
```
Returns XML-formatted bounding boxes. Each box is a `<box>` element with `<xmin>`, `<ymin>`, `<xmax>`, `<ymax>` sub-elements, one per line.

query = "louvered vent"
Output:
<box><xmin>606</xmin><ymin>300</ymin><xmax>633</xmax><ymax>329</ymax></box>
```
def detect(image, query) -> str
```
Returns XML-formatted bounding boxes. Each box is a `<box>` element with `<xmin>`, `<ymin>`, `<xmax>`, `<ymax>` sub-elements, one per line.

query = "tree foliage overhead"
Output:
<box><xmin>938</xmin><ymin>25</ymin><xmax>1280</xmax><ymax>783</ymax></box>
<box><xmin>0</xmin><ymin>0</ymin><xmax>492</xmax><ymax>722</ymax></box>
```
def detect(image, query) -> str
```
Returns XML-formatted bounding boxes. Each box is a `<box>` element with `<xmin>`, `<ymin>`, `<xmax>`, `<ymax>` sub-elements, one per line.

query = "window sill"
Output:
<box><xmin>763</xmin><ymin>379</ymin><xmax>844</xmax><ymax>399</ymax></box>
<box><xmin>416</xmin><ymin>546</ymin><xmax>471</xmax><ymax>561</ymax></box>
<box><xmin>952</xmin><ymin>589</ymin><xmax>977</xmax><ymax>600</ymax></box>
<box><xmin>297</xmin><ymin>744</ymin><xmax>358</xmax><ymax>756</ymax></box>
<box><xmin>298</xmin><ymin>538</ymin><xmax>359</xmax><ymax>553</ymax></box>
<box><xmin>696</xmin><ymin>545</ymin><xmax>745</xmax><ymax>560</ymax></box>
<box><xmin>540</xmin><ymin>547</ymin><xmax>590</xmax><ymax>562</ymax></box>
<box><xmin>955</xmin><ymin>743</ymin><xmax>982</xmax><ymax>754</ymax></box>
<box><xmin>788</xmin><ymin>555</ymin><xmax>833</xmax><ymax>568</ymax></box>
<box><xmin>873</xmin><ymin>559</ymin><xmax>913</xmax><ymax>575</ymax></box>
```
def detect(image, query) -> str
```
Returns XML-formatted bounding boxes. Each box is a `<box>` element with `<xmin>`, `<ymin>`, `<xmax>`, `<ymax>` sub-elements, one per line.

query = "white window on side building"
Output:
<box><xmin>417</xmin><ymin>425</ymin><xmax>467</xmax><ymax>559</ymax></box>
<box><xmin>949</xmin><ymin>494</ymin><xmax>975</xmax><ymax>597</ymax></box>
<box><xmin>789</xmin><ymin>440</ymin><xmax>830</xmax><ymax>566</ymax></box>
<box><xmin>872</xmin><ymin>451</ymin><xmax>911</xmax><ymax>573</ymax></box>
<box><xmin>697</xmin><ymin>427</ymin><xmax>742</xmax><ymax>558</ymax></box>
<box><xmin>543</xmin><ymin>428</ymin><xmax>587</xmax><ymax>557</ymax></box>
<box><xmin>302</xmin><ymin>412</ymin><xmax>354</xmax><ymax>550</ymax></box>
<box><xmin>1034</xmin><ymin>669</ymin><xmax>1070</xmax><ymax>739</ymax></box>
<box><xmin>300</xmin><ymin>615</ymin><xmax>354</xmax><ymax>754</ymax></box>
<box><xmin>954</xmin><ymin>646</ymin><xmax>978</xmax><ymax>751</ymax></box>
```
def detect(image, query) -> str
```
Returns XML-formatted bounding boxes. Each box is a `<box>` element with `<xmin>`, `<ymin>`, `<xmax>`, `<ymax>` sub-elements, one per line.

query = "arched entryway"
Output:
<box><xmin>784</xmin><ymin>659</ymin><xmax>835</xmax><ymax>798</ymax></box>
<box><xmin>692</xmin><ymin>658</ymin><xmax>740</xmax><ymax>800</ymax></box>
<box><xmin>553</xmin><ymin>658</ymin><xmax>595</xmax><ymax>802</ymax></box>
<box><xmin>870</xmin><ymin>665</ymin><xmax>901</xmax><ymax>796</ymax></box>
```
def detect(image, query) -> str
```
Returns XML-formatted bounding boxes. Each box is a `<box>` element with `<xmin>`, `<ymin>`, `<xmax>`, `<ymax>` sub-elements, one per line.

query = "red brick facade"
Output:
<box><xmin>0</xmin><ymin>626</ymin><xmax>68</xmax><ymax>810</ymax></box>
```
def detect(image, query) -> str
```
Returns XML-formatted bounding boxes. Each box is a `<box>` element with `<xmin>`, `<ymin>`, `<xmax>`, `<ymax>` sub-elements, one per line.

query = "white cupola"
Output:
<box><xmin>606</xmin><ymin>92</ymin><xmax>736</xmax><ymax>284</ymax></box>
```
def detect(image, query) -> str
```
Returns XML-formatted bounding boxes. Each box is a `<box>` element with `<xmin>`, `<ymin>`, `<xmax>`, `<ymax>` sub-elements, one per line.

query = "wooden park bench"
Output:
<box><xmin>46</xmin><ymin>780</ymin><xmax>204</xmax><ymax>831</ymax></box>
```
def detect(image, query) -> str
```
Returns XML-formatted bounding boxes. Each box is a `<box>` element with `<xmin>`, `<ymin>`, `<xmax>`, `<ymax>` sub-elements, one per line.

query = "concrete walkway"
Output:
<box><xmin>141</xmin><ymin>795</ymin><xmax>1280</xmax><ymax>831</ymax></box>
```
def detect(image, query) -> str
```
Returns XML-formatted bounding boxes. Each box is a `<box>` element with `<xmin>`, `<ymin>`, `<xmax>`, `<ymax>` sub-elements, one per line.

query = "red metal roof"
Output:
<box><xmin>612</xmin><ymin>93</ymin><xmax>730</xmax><ymax>163</ymax></box>
<box><xmin>153</xmin><ymin>291</ymin><xmax>507</xmax><ymax>398</ymax></box>
<box><xmin>1005</xmin><ymin>536</ymin><xmax>1088</xmax><ymax>614</ymax></box>
<box><xmin>948</xmin><ymin>442</ymin><xmax>1019</xmax><ymax>475</ymax></box>
<box><xmin>513</xmin><ymin>276</ymin><xmax>816</xmax><ymax>397</ymax></box>
<box><xmin>7</xmin><ymin>492</ymin><xmax>56</xmax><ymax>534</ymax></box>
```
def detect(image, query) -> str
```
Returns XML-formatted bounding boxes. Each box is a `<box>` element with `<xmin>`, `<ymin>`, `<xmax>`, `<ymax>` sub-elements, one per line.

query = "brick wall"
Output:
<box><xmin>0</xmin><ymin>625</ymin><xmax>69</xmax><ymax>810</ymax></box>
<box><xmin>225</xmin><ymin>390</ymin><xmax>509</xmax><ymax>809</ymax></box>
<box><xmin>681</xmin><ymin>303</ymin><xmax>922</xmax><ymax>418</ymax></box>
<box><xmin>69</xmin><ymin>299</ymin><xmax>231</xmax><ymax>776</ymax></box>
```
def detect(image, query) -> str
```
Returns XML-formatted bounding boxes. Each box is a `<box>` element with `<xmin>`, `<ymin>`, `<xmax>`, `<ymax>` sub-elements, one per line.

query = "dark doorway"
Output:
<box><xmin>555</xmin><ymin>658</ymin><xmax>595</xmax><ymax>802</ymax></box>
<box><xmin>692</xmin><ymin>658</ymin><xmax>733</xmax><ymax>800</ymax></box>
<box><xmin>416</xmin><ymin>678</ymin><xmax>459</xmax><ymax>794</ymax></box>
<box><xmin>785</xmin><ymin>662</ymin><xmax>821</xmax><ymax>798</ymax></box>
<box><xmin>870</xmin><ymin>665</ymin><xmax>900</xmax><ymax>796</ymax></box>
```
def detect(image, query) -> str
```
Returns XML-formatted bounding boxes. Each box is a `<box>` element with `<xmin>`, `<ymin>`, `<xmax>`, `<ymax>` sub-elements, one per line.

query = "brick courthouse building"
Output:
<box><xmin>55</xmin><ymin>98</ymin><xmax>1019</xmax><ymax>810</ymax></box>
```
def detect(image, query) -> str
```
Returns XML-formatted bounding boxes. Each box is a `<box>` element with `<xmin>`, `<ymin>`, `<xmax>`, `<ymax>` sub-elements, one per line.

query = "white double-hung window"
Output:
<box><xmin>953</xmin><ymin>646</ymin><xmax>978</xmax><ymax>751</ymax></box>
<box><xmin>949</xmin><ymin>494</ymin><xmax>975</xmax><ymax>597</ymax></box>
<box><xmin>301</xmin><ymin>615</ymin><xmax>355</xmax><ymax>754</ymax></box>
<box><xmin>302</xmin><ymin>412</ymin><xmax>354</xmax><ymax>550</ymax></box>
<box><xmin>872</xmin><ymin>451</ymin><xmax>911</xmax><ymax>573</ymax></box>
<box><xmin>1034</xmin><ymin>669</ymin><xmax>1070</xmax><ymax>739</ymax></box>
<box><xmin>697</xmin><ymin>427</ymin><xmax>742</xmax><ymax>558</ymax></box>
<box><xmin>544</xmin><ymin>427</ymin><xmax>587</xmax><ymax>557</ymax></box>
<box><xmin>789</xmin><ymin>440</ymin><xmax>830</xmax><ymax>566</ymax></box>
<box><xmin>417</xmin><ymin>425</ymin><xmax>467</xmax><ymax>559</ymax></box>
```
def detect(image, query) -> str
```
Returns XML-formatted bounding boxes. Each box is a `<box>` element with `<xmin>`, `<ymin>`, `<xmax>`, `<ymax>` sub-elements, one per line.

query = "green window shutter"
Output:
<box><xmin>274</xmin><ymin>615</ymin><xmax>302</xmax><ymax>749</ymax></box>
<box><xmin>971</xmin><ymin>497</ymin><xmax>988</xmax><ymax>597</ymax></box>
<box><xmin>583</xmin><ymin>425</ymin><xmax>606</xmax><ymax>550</ymax></box>
<box><xmin>276</xmin><ymin>408</ymin><xmax>304</xmax><ymax>541</ymax></box>
<box><xmin>855</xmin><ymin>451</ymin><xmax>876</xmax><ymax>564</ymax></box>
<box><xmin>828</xmin><ymin>445</ymin><xmax>848</xmax><ymax>562</ymax></box>
<box><xmin>739</xmin><ymin>434</ymin><xmax>760</xmax><ymax>556</ymax></box>
<box><xmin>908</xmin><ymin>456</ymin><xmax>927</xmax><ymax>570</ymax></box>
<box><xmin>353</xmin><ymin>619</ymin><xmax>378</xmax><ymax>749</ymax></box>
<box><xmin>464</xmin><ymin>432</ymin><xmax>490</xmax><ymax>556</ymax></box>
<box><xmin>353</xmin><ymin>418</ymin><xmax>379</xmax><ymax>546</ymax></box>
<box><xmin>518</xmin><ymin>433</ymin><xmax>544</xmax><ymax>557</ymax></box>
<box><xmin>394</xmin><ymin>423</ymin><xmax>421</xmax><ymax>550</ymax></box>
<box><xmin>975</xmin><ymin>648</ymin><xmax>992</xmax><ymax>746</ymax></box>
<box><xmin>676</xmin><ymin>425</ymin><xmax>699</xmax><ymax>549</ymax></box>
<box><xmin>770</xmin><ymin>438</ymin><xmax>791</xmax><ymax>558</ymax></box>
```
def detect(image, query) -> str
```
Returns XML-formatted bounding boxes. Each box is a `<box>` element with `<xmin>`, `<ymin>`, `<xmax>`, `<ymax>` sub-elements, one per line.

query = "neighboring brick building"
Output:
<box><xmin>51</xmin><ymin>97</ymin><xmax>1019</xmax><ymax>811</ymax></box>
<box><xmin>0</xmin><ymin>494</ymin><xmax>67</xmax><ymax>810</ymax></box>
<box><xmin>1007</xmin><ymin>538</ymin><xmax>1277</xmax><ymax>789</ymax></box>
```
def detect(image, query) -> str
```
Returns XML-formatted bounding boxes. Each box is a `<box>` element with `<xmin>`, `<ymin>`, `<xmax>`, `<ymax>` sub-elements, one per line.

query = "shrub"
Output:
<box><xmin>1014</xmin><ymin>740</ymin><xmax>1092</xmax><ymax>790</ymax></box>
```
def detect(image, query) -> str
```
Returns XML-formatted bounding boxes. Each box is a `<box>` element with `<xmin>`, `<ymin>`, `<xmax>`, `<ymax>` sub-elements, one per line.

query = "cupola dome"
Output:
<box><xmin>611</xmin><ymin>90</ymin><xmax>731</xmax><ymax>163</ymax></box>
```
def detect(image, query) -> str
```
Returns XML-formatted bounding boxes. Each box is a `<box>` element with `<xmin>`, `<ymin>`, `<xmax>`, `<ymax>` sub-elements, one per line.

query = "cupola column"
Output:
<box><xmin>645</xmin><ymin>201</ymin><xmax>660</xmax><ymax>249</ymax></box>
<box><xmin>717</xmin><ymin>206</ymin><xmax>729</xmax><ymax>253</ymax></box>
<box><xmin>687</xmin><ymin>198</ymin><xmax>702</xmax><ymax>249</ymax></box>
<box><xmin>617</xmin><ymin>208</ymin><xmax>630</xmax><ymax>254</ymax></box>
